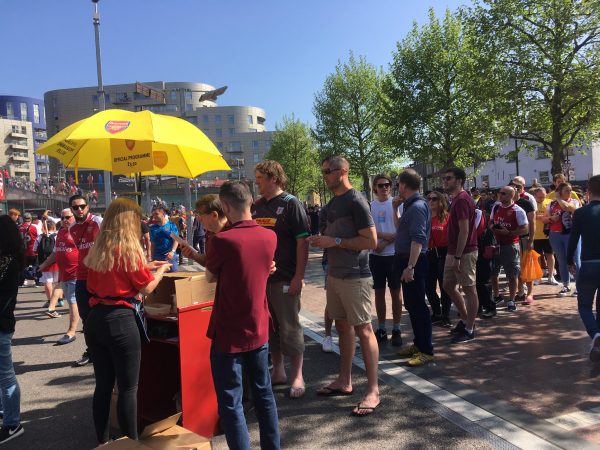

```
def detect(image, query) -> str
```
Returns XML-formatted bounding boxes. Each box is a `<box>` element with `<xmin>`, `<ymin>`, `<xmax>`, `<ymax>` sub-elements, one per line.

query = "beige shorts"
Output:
<box><xmin>326</xmin><ymin>276</ymin><xmax>373</xmax><ymax>326</ymax></box>
<box><xmin>266</xmin><ymin>281</ymin><xmax>305</xmax><ymax>356</ymax></box>
<box><xmin>443</xmin><ymin>251</ymin><xmax>478</xmax><ymax>287</ymax></box>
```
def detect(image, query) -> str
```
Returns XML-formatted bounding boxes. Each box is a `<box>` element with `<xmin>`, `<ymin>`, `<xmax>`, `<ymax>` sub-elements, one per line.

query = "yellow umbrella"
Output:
<box><xmin>36</xmin><ymin>109</ymin><xmax>231</xmax><ymax>178</ymax></box>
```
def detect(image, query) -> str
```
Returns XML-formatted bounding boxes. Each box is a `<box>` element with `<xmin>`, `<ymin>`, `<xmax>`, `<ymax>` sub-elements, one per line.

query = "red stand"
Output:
<box><xmin>138</xmin><ymin>301</ymin><xmax>219</xmax><ymax>438</ymax></box>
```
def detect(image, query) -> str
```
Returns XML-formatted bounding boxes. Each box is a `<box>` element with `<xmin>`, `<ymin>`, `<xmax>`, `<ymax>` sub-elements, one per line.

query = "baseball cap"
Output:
<box><xmin>23</xmin><ymin>212</ymin><xmax>32</xmax><ymax>220</ymax></box>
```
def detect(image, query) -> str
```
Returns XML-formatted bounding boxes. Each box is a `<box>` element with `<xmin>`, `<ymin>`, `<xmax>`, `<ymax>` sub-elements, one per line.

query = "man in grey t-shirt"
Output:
<box><xmin>308</xmin><ymin>155</ymin><xmax>380</xmax><ymax>417</ymax></box>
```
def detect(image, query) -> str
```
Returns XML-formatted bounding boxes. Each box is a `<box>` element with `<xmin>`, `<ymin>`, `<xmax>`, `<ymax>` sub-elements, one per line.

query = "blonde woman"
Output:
<box><xmin>83</xmin><ymin>199</ymin><xmax>170</xmax><ymax>445</ymax></box>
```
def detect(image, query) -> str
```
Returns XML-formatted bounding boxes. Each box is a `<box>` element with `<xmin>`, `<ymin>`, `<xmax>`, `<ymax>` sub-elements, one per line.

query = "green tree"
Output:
<box><xmin>472</xmin><ymin>0</ymin><xmax>600</xmax><ymax>175</ymax></box>
<box><xmin>265</xmin><ymin>115</ymin><xmax>320</xmax><ymax>199</ymax></box>
<box><xmin>313</xmin><ymin>52</ymin><xmax>392</xmax><ymax>198</ymax></box>
<box><xmin>383</xmin><ymin>8</ymin><xmax>503</xmax><ymax>170</ymax></box>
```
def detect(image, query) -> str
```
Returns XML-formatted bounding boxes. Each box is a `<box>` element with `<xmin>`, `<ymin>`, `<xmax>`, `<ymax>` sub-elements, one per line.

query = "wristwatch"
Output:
<box><xmin>407</xmin><ymin>264</ymin><xmax>414</xmax><ymax>270</ymax></box>
<box><xmin>334</xmin><ymin>237</ymin><xmax>342</xmax><ymax>247</ymax></box>
<box><xmin>454</xmin><ymin>255</ymin><xmax>462</xmax><ymax>260</ymax></box>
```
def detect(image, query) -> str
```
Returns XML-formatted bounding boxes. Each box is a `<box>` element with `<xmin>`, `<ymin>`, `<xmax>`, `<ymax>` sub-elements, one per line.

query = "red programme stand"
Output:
<box><xmin>138</xmin><ymin>301</ymin><xmax>219</xmax><ymax>438</ymax></box>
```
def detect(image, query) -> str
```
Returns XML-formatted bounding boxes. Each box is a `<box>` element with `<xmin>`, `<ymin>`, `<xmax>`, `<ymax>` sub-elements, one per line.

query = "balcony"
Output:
<box><xmin>12</xmin><ymin>153</ymin><xmax>29</xmax><ymax>161</ymax></box>
<box><xmin>14</xmin><ymin>166</ymin><xmax>30</xmax><ymax>172</ymax></box>
<box><xmin>10</xmin><ymin>130</ymin><xmax>27</xmax><ymax>138</ymax></box>
<box><xmin>9</xmin><ymin>141</ymin><xmax>29</xmax><ymax>150</ymax></box>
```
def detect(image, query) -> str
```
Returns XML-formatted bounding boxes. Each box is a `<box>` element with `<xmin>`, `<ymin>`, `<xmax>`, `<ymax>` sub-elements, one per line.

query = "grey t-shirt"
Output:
<box><xmin>324</xmin><ymin>189</ymin><xmax>375</xmax><ymax>279</ymax></box>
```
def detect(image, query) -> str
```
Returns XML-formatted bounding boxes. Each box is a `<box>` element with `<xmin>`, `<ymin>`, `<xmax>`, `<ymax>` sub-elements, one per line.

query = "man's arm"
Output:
<box><xmin>400</xmin><ymin>241</ymin><xmax>423</xmax><ymax>283</ymax></box>
<box><xmin>308</xmin><ymin>226</ymin><xmax>377</xmax><ymax>251</ymax></box>
<box><xmin>525</xmin><ymin>211</ymin><xmax>536</xmax><ymax>249</ymax></box>
<box><xmin>38</xmin><ymin>252</ymin><xmax>56</xmax><ymax>271</ymax></box>
<box><xmin>567</xmin><ymin>209</ymin><xmax>582</xmax><ymax>264</ymax></box>
<box><xmin>289</xmin><ymin>238</ymin><xmax>308</xmax><ymax>295</ymax></box>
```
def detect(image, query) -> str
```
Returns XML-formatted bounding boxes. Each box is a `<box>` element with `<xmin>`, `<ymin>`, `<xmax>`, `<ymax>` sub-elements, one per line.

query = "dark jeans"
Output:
<box><xmin>476</xmin><ymin>256</ymin><xmax>494</xmax><ymax>311</ymax></box>
<box><xmin>393</xmin><ymin>253</ymin><xmax>433</xmax><ymax>355</ymax></box>
<box><xmin>85</xmin><ymin>305</ymin><xmax>141</xmax><ymax>443</ymax></box>
<box><xmin>75</xmin><ymin>279</ymin><xmax>92</xmax><ymax>322</ymax></box>
<box><xmin>576</xmin><ymin>262</ymin><xmax>600</xmax><ymax>339</ymax></box>
<box><xmin>193</xmin><ymin>235</ymin><xmax>206</xmax><ymax>254</ymax></box>
<box><xmin>426</xmin><ymin>247</ymin><xmax>451</xmax><ymax>319</ymax></box>
<box><xmin>210</xmin><ymin>343</ymin><xmax>280</xmax><ymax>450</ymax></box>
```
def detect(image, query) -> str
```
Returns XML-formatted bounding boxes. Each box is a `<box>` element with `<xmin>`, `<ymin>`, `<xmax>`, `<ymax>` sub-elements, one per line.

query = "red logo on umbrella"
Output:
<box><xmin>105</xmin><ymin>121</ymin><xmax>130</xmax><ymax>134</ymax></box>
<box><xmin>125</xmin><ymin>140</ymin><xmax>135</xmax><ymax>150</ymax></box>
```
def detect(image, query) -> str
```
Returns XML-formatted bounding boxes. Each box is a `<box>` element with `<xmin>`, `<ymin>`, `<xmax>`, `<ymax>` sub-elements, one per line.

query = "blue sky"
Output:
<box><xmin>1</xmin><ymin>0</ymin><xmax>466</xmax><ymax>129</ymax></box>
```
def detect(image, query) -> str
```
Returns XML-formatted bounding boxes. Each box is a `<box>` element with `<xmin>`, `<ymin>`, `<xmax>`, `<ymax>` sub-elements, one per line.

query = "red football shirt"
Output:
<box><xmin>70</xmin><ymin>214</ymin><xmax>103</xmax><ymax>281</ymax></box>
<box><xmin>429</xmin><ymin>215</ymin><xmax>449</xmax><ymax>248</ymax></box>
<box><xmin>19</xmin><ymin>222</ymin><xmax>39</xmax><ymax>257</ymax></box>
<box><xmin>447</xmin><ymin>190</ymin><xmax>478</xmax><ymax>255</ymax></box>
<box><xmin>54</xmin><ymin>227</ymin><xmax>78</xmax><ymax>282</ymax></box>
<box><xmin>206</xmin><ymin>220</ymin><xmax>276</xmax><ymax>353</ymax></box>
<box><xmin>87</xmin><ymin>256</ymin><xmax>154</xmax><ymax>309</ymax></box>
<box><xmin>490</xmin><ymin>203</ymin><xmax>528</xmax><ymax>245</ymax></box>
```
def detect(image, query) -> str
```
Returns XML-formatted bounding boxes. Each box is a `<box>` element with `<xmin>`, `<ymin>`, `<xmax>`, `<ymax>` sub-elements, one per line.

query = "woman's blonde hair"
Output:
<box><xmin>84</xmin><ymin>198</ymin><xmax>144</xmax><ymax>273</ymax></box>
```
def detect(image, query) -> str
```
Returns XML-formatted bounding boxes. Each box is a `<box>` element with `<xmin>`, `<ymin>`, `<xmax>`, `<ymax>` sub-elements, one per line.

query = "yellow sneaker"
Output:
<box><xmin>397</xmin><ymin>344</ymin><xmax>418</xmax><ymax>357</ymax></box>
<box><xmin>407</xmin><ymin>352</ymin><xmax>434</xmax><ymax>366</ymax></box>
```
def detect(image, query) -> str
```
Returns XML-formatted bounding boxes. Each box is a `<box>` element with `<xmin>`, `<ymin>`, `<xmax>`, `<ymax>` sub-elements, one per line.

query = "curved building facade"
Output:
<box><xmin>0</xmin><ymin>95</ymin><xmax>48</xmax><ymax>180</ymax></box>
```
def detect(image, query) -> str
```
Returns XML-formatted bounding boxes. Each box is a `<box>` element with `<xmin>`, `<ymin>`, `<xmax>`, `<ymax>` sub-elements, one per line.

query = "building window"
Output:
<box><xmin>228</xmin><ymin>128</ymin><xmax>235</xmax><ymax>137</ymax></box>
<box><xmin>253</xmin><ymin>153</ymin><xmax>260</xmax><ymax>163</ymax></box>
<box><xmin>114</xmin><ymin>92</ymin><xmax>130</xmax><ymax>103</ymax></box>
<box><xmin>33</xmin><ymin>104</ymin><xmax>40</xmax><ymax>123</ymax></box>
<box><xmin>20</xmin><ymin>103</ymin><xmax>28</xmax><ymax>121</ymax></box>
<box><xmin>203</xmin><ymin>115</ymin><xmax>209</xmax><ymax>125</ymax></box>
<box><xmin>264</xmin><ymin>141</ymin><xmax>272</xmax><ymax>150</ymax></box>
<box><xmin>481</xmin><ymin>175</ymin><xmax>489</xmax><ymax>188</ymax></box>
<box><xmin>185</xmin><ymin>103</ymin><xmax>193</xmax><ymax>111</ymax></box>
<box><xmin>229</xmin><ymin>141</ymin><xmax>241</xmax><ymax>152</ymax></box>
<box><xmin>21</xmin><ymin>126</ymin><xmax>27</xmax><ymax>134</ymax></box>
<box><xmin>227</xmin><ymin>115</ymin><xmax>235</xmax><ymax>125</ymax></box>
<box><xmin>6</xmin><ymin>102</ymin><xmax>14</xmax><ymax>119</ymax></box>
<box><xmin>536</xmin><ymin>147</ymin><xmax>549</xmax><ymax>159</ymax></box>
<box><xmin>185</xmin><ymin>91</ymin><xmax>192</xmax><ymax>101</ymax></box>
<box><xmin>215</xmin><ymin>115</ymin><xmax>222</xmax><ymax>125</ymax></box>
<box><xmin>249</xmin><ymin>128</ymin><xmax>257</xmax><ymax>132</ymax></box>
<box><xmin>539</xmin><ymin>171</ymin><xmax>550</xmax><ymax>184</ymax></box>
<box><xmin>252</xmin><ymin>141</ymin><xmax>259</xmax><ymax>150</ymax></box>
<box><xmin>170</xmin><ymin>90</ymin><xmax>178</xmax><ymax>101</ymax></box>
<box><xmin>216</xmin><ymin>142</ymin><xmax>223</xmax><ymax>151</ymax></box>
<box><xmin>248</xmin><ymin>115</ymin><xmax>253</xmax><ymax>125</ymax></box>
<box><xmin>188</xmin><ymin>117</ymin><xmax>197</xmax><ymax>124</ymax></box>
<box><xmin>215</xmin><ymin>129</ymin><xmax>222</xmax><ymax>138</ymax></box>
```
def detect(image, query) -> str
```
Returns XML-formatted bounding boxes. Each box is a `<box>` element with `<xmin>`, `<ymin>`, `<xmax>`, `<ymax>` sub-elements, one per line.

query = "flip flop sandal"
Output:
<box><xmin>289</xmin><ymin>386</ymin><xmax>306</xmax><ymax>399</ymax></box>
<box><xmin>351</xmin><ymin>401</ymin><xmax>381</xmax><ymax>417</ymax></box>
<box><xmin>316</xmin><ymin>386</ymin><xmax>354</xmax><ymax>397</ymax></box>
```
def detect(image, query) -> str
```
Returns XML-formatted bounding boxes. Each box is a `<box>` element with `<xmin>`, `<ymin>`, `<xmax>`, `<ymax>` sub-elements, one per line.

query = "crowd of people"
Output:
<box><xmin>0</xmin><ymin>157</ymin><xmax>599</xmax><ymax>449</ymax></box>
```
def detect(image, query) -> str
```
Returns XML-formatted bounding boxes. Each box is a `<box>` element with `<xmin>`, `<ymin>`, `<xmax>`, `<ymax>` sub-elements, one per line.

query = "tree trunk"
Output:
<box><xmin>362</xmin><ymin>171</ymin><xmax>371</xmax><ymax>201</ymax></box>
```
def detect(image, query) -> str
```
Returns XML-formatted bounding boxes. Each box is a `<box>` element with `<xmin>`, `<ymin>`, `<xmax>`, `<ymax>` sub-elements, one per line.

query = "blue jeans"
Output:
<box><xmin>549</xmin><ymin>232</ymin><xmax>580</xmax><ymax>286</ymax></box>
<box><xmin>393</xmin><ymin>253</ymin><xmax>433</xmax><ymax>355</ymax></box>
<box><xmin>210</xmin><ymin>343</ymin><xmax>280</xmax><ymax>450</ymax></box>
<box><xmin>576</xmin><ymin>262</ymin><xmax>600</xmax><ymax>339</ymax></box>
<box><xmin>0</xmin><ymin>332</ymin><xmax>20</xmax><ymax>427</ymax></box>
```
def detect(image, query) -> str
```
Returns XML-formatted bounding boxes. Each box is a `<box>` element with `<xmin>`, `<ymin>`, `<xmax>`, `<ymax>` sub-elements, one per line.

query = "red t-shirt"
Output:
<box><xmin>54</xmin><ymin>227</ymin><xmax>78</xmax><ymax>282</ymax></box>
<box><xmin>87</xmin><ymin>256</ymin><xmax>154</xmax><ymax>309</ymax></box>
<box><xmin>206</xmin><ymin>220</ymin><xmax>276</xmax><ymax>353</ymax></box>
<box><xmin>447</xmin><ymin>191</ymin><xmax>478</xmax><ymax>255</ymax></box>
<box><xmin>547</xmin><ymin>198</ymin><xmax>580</xmax><ymax>233</ymax></box>
<box><xmin>70</xmin><ymin>214</ymin><xmax>103</xmax><ymax>280</ymax></box>
<box><xmin>490</xmin><ymin>203</ymin><xmax>528</xmax><ymax>245</ymax></box>
<box><xmin>19</xmin><ymin>222</ymin><xmax>39</xmax><ymax>257</ymax></box>
<box><xmin>429</xmin><ymin>215</ymin><xmax>449</xmax><ymax>248</ymax></box>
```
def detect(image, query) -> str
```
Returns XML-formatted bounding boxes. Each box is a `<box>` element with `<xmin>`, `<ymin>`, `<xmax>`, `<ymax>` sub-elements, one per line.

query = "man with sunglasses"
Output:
<box><xmin>70</xmin><ymin>195</ymin><xmax>103</xmax><ymax>366</ymax></box>
<box><xmin>490</xmin><ymin>186</ymin><xmax>529</xmax><ymax>312</ymax></box>
<box><xmin>369</xmin><ymin>174</ymin><xmax>403</xmax><ymax>347</ymax></box>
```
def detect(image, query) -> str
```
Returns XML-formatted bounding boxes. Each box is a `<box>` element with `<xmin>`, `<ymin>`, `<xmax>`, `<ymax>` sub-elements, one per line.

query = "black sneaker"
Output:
<box><xmin>514</xmin><ymin>294</ymin><xmax>526</xmax><ymax>303</ymax></box>
<box><xmin>493</xmin><ymin>295</ymin><xmax>504</xmax><ymax>305</ymax></box>
<box><xmin>74</xmin><ymin>351</ymin><xmax>91</xmax><ymax>367</ymax></box>
<box><xmin>0</xmin><ymin>424</ymin><xmax>24</xmax><ymax>444</ymax></box>
<box><xmin>507</xmin><ymin>301</ymin><xmax>517</xmax><ymax>312</ymax></box>
<box><xmin>374</xmin><ymin>328</ymin><xmax>388</xmax><ymax>343</ymax></box>
<box><xmin>481</xmin><ymin>307</ymin><xmax>497</xmax><ymax>318</ymax></box>
<box><xmin>441</xmin><ymin>317</ymin><xmax>452</xmax><ymax>328</ymax></box>
<box><xmin>451</xmin><ymin>328</ymin><xmax>475</xmax><ymax>344</ymax></box>
<box><xmin>449</xmin><ymin>320</ymin><xmax>465</xmax><ymax>334</ymax></box>
<box><xmin>391</xmin><ymin>330</ymin><xmax>402</xmax><ymax>347</ymax></box>
<box><xmin>430</xmin><ymin>314</ymin><xmax>443</xmax><ymax>325</ymax></box>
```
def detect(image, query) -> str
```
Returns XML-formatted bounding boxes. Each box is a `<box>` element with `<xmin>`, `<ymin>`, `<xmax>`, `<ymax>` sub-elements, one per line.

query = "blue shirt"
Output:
<box><xmin>150</xmin><ymin>221</ymin><xmax>179</xmax><ymax>258</ymax></box>
<box><xmin>394</xmin><ymin>192</ymin><xmax>431</xmax><ymax>254</ymax></box>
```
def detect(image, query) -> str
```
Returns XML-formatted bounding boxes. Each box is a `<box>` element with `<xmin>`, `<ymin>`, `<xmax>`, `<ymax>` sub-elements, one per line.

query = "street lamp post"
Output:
<box><xmin>92</xmin><ymin>0</ymin><xmax>112</xmax><ymax>208</ymax></box>
<box><xmin>514</xmin><ymin>138</ymin><xmax>520</xmax><ymax>177</ymax></box>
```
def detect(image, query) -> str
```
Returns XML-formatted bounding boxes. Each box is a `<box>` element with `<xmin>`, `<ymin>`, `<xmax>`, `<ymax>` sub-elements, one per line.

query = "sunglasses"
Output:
<box><xmin>71</xmin><ymin>204</ymin><xmax>88</xmax><ymax>210</ymax></box>
<box><xmin>427</xmin><ymin>196</ymin><xmax>439</xmax><ymax>201</ymax></box>
<box><xmin>321</xmin><ymin>168</ymin><xmax>341</xmax><ymax>175</ymax></box>
<box><xmin>442</xmin><ymin>176</ymin><xmax>455</xmax><ymax>181</ymax></box>
<box><xmin>61</xmin><ymin>215</ymin><xmax>73</xmax><ymax>219</ymax></box>
<box><xmin>377</xmin><ymin>183</ymin><xmax>391</xmax><ymax>189</ymax></box>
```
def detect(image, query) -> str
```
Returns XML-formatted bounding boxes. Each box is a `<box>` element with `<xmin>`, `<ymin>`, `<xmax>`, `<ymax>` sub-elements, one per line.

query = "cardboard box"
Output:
<box><xmin>96</xmin><ymin>413</ymin><xmax>212</xmax><ymax>450</ymax></box>
<box><xmin>145</xmin><ymin>272</ymin><xmax>215</xmax><ymax>310</ymax></box>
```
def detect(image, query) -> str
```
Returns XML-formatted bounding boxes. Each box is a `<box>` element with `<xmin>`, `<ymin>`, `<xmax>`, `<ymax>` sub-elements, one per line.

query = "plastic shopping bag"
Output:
<box><xmin>520</xmin><ymin>249</ymin><xmax>543</xmax><ymax>282</ymax></box>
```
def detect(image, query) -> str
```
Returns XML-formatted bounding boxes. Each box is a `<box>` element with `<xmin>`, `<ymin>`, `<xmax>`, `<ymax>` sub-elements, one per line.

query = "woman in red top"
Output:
<box><xmin>545</xmin><ymin>183</ymin><xmax>581</xmax><ymax>296</ymax></box>
<box><xmin>83</xmin><ymin>199</ymin><xmax>170</xmax><ymax>445</ymax></box>
<box><xmin>425</xmin><ymin>191</ymin><xmax>452</xmax><ymax>327</ymax></box>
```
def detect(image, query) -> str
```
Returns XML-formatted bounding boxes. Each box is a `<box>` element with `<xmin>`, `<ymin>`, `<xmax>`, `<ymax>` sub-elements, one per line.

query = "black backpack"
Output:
<box><xmin>37</xmin><ymin>233</ymin><xmax>56</xmax><ymax>265</ymax></box>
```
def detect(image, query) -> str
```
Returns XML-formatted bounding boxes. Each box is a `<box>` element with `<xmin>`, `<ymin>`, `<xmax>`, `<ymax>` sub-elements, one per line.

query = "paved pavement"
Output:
<box><xmin>6</xmin><ymin>249</ymin><xmax>600</xmax><ymax>449</ymax></box>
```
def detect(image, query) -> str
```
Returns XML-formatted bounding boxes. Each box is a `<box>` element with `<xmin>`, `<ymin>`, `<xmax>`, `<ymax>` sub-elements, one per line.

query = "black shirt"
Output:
<box><xmin>569</xmin><ymin>200</ymin><xmax>600</xmax><ymax>263</ymax></box>
<box><xmin>0</xmin><ymin>256</ymin><xmax>20</xmax><ymax>334</ymax></box>
<box><xmin>253</xmin><ymin>192</ymin><xmax>310</xmax><ymax>283</ymax></box>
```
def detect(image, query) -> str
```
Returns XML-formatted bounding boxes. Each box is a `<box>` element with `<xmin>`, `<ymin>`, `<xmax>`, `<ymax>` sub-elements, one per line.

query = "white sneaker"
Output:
<box><xmin>547</xmin><ymin>277</ymin><xmax>559</xmax><ymax>286</ymax></box>
<box><xmin>322</xmin><ymin>336</ymin><xmax>334</xmax><ymax>353</ymax></box>
<box><xmin>534</xmin><ymin>279</ymin><xmax>541</xmax><ymax>286</ymax></box>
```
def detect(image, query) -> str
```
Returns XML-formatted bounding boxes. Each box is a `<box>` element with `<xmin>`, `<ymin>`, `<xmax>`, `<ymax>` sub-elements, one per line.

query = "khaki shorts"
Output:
<box><xmin>326</xmin><ymin>276</ymin><xmax>373</xmax><ymax>326</ymax></box>
<box><xmin>266</xmin><ymin>281</ymin><xmax>305</xmax><ymax>356</ymax></box>
<box><xmin>443</xmin><ymin>251</ymin><xmax>478</xmax><ymax>287</ymax></box>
